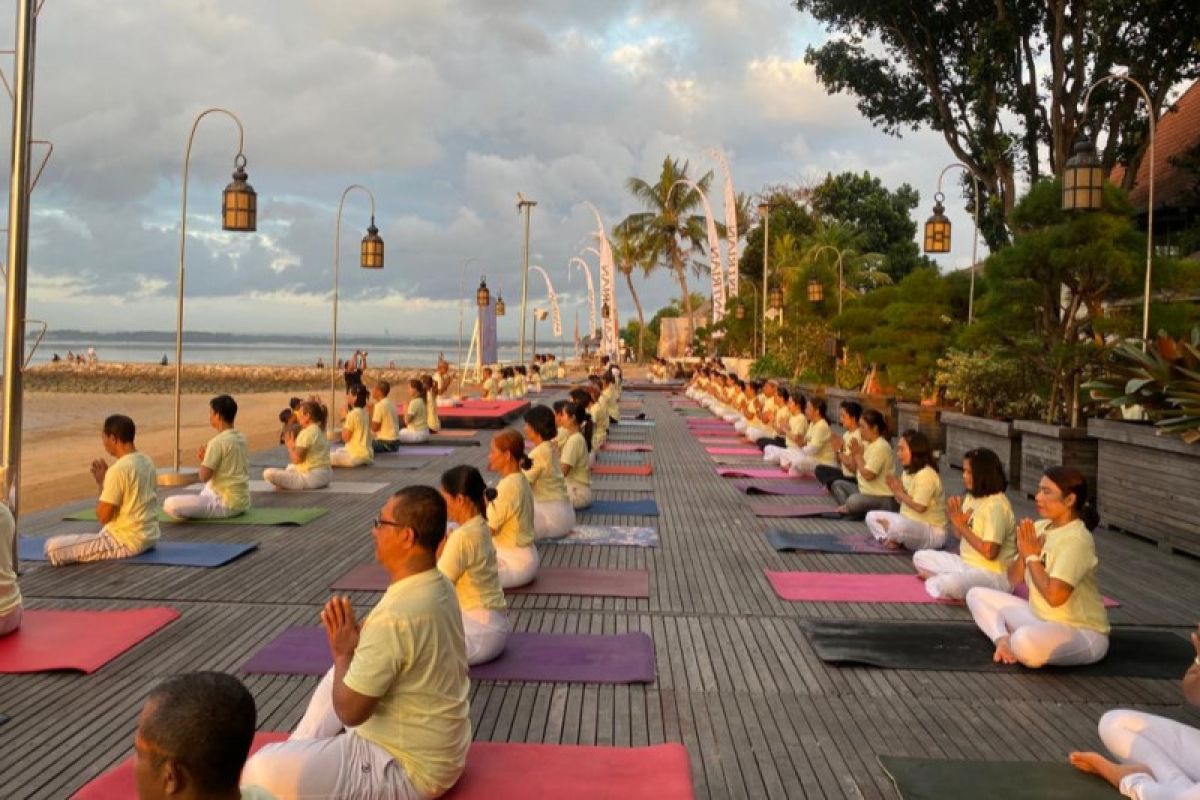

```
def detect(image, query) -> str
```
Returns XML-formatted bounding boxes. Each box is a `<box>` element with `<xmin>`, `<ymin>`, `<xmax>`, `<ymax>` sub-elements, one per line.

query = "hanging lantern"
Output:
<box><xmin>735</xmin><ymin>301</ymin><xmax>745</xmax><ymax>320</ymax></box>
<box><xmin>923</xmin><ymin>193</ymin><xmax>951</xmax><ymax>254</ymax></box>
<box><xmin>1062</xmin><ymin>136</ymin><xmax>1104</xmax><ymax>211</ymax></box>
<box><xmin>476</xmin><ymin>278</ymin><xmax>490</xmax><ymax>307</ymax></box>
<box><xmin>807</xmin><ymin>278</ymin><xmax>824</xmax><ymax>303</ymax></box>
<box><xmin>768</xmin><ymin>285</ymin><xmax>784</xmax><ymax>311</ymax></box>
<box><xmin>221</xmin><ymin>154</ymin><xmax>257</xmax><ymax>232</ymax></box>
<box><xmin>360</xmin><ymin>216</ymin><xmax>384</xmax><ymax>269</ymax></box>
<box><xmin>495</xmin><ymin>294</ymin><xmax>506</xmax><ymax>316</ymax></box>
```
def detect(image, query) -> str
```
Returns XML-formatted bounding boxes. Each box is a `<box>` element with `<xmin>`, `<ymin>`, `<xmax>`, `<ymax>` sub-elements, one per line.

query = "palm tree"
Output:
<box><xmin>622</xmin><ymin>157</ymin><xmax>713</xmax><ymax>343</ymax></box>
<box><xmin>803</xmin><ymin>220</ymin><xmax>890</xmax><ymax>304</ymax></box>
<box><xmin>611</xmin><ymin>221</ymin><xmax>655</xmax><ymax>362</ymax></box>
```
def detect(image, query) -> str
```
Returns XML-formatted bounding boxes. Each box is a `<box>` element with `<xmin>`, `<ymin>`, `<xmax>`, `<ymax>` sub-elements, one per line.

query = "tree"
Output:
<box><xmin>740</xmin><ymin>189</ymin><xmax>819</xmax><ymax>299</ymax></box>
<box><xmin>611</xmin><ymin>221</ymin><xmax>655</xmax><ymax>362</ymax></box>
<box><xmin>622</xmin><ymin>157</ymin><xmax>714</xmax><ymax>343</ymax></box>
<box><xmin>795</xmin><ymin>0</ymin><xmax>1200</xmax><ymax>245</ymax></box>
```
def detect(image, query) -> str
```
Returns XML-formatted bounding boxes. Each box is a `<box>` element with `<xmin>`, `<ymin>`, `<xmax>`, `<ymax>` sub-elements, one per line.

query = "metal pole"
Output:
<box><xmin>517</xmin><ymin>198</ymin><xmax>536</xmax><ymax>363</ymax></box>
<box><xmin>532</xmin><ymin>312</ymin><xmax>538</xmax><ymax>358</ymax></box>
<box><xmin>331</xmin><ymin>185</ymin><xmax>376</xmax><ymax>417</ymax></box>
<box><xmin>761</xmin><ymin>210</ymin><xmax>769</xmax><ymax>357</ymax></box>
<box><xmin>935</xmin><ymin>163</ymin><xmax>983</xmax><ymax>325</ymax></box>
<box><xmin>458</xmin><ymin>257</ymin><xmax>478</xmax><ymax>372</ymax></box>
<box><xmin>2</xmin><ymin>0</ymin><xmax>36</xmax><ymax>567</ymax></box>
<box><xmin>837</xmin><ymin>253</ymin><xmax>844</xmax><ymax>317</ymax></box>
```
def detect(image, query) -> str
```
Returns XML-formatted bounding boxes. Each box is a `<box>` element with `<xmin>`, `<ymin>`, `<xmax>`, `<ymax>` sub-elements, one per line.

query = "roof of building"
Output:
<box><xmin>1109</xmin><ymin>80</ymin><xmax>1200</xmax><ymax>211</ymax></box>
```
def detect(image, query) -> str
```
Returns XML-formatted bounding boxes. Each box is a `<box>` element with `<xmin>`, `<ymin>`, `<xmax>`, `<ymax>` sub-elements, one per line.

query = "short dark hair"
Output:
<box><xmin>210</xmin><ymin>395</ymin><xmax>237</xmax><ymax>425</ymax></box>
<box><xmin>900</xmin><ymin>430</ymin><xmax>937</xmax><ymax>473</ymax></box>
<box><xmin>288</xmin><ymin>396</ymin><xmax>303</xmax><ymax>411</ymax></box>
<box><xmin>841</xmin><ymin>400</ymin><xmax>863</xmax><ymax>422</ymax></box>
<box><xmin>349</xmin><ymin>385</ymin><xmax>369</xmax><ymax>408</ymax></box>
<box><xmin>809</xmin><ymin>397</ymin><xmax>827</xmax><ymax>417</ymax></box>
<box><xmin>524</xmin><ymin>405</ymin><xmax>557</xmax><ymax>442</ymax></box>
<box><xmin>278</xmin><ymin>408</ymin><xmax>294</xmax><ymax>424</ymax></box>
<box><xmin>963</xmin><ymin>448</ymin><xmax>1007</xmax><ymax>497</ymax></box>
<box><xmin>440</xmin><ymin>465</ymin><xmax>487</xmax><ymax>517</ymax></box>
<box><xmin>375</xmin><ymin>380</ymin><xmax>391</xmax><ymax>396</ymax></box>
<box><xmin>140</xmin><ymin>672</ymin><xmax>256</xmax><ymax>794</ymax></box>
<box><xmin>390</xmin><ymin>485</ymin><xmax>448</xmax><ymax>551</ymax></box>
<box><xmin>103</xmin><ymin>414</ymin><xmax>136</xmax><ymax>443</ymax></box>
<box><xmin>776</xmin><ymin>386</ymin><xmax>790</xmax><ymax>404</ymax></box>
<box><xmin>860</xmin><ymin>408</ymin><xmax>888</xmax><ymax>437</ymax></box>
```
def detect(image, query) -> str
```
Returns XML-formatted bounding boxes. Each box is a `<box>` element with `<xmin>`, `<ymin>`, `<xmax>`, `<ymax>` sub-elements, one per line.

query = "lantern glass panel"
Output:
<box><xmin>496</xmin><ymin>296</ymin><xmax>506</xmax><ymax>316</ymax></box>
<box><xmin>222</xmin><ymin>183</ymin><xmax>257</xmax><ymax>232</ymax></box>
<box><xmin>807</xmin><ymin>279</ymin><xmax>823</xmax><ymax>303</ymax></box>
<box><xmin>476</xmin><ymin>280</ymin><xmax>490</xmax><ymax>307</ymax></box>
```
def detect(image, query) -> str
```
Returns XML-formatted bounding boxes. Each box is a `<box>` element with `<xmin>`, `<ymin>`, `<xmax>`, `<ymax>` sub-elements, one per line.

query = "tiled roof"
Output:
<box><xmin>1109</xmin><ymin>80</ymin><xmax>1200</xmax><ymax>211</ymax></box>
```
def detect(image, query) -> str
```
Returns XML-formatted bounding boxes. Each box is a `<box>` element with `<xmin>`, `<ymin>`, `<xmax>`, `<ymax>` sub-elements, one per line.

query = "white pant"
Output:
<box><xmin>744</xmin><ymin>425</ymin><xmax>774</xmax><ymax>442</ymax></box>
<box><xmin>263</xmin><ymin>465</ymin><xmax>332</xmax><ymax>491</ymax></box>
<box><xmin>330</xmin><ymin>448</ymin><xmax>372</xmax><ymax>468</ymax></box>
<box><xmin>1099</xmin><ymin>709</ymin><xmax>1200</xmax><ymax>800</ymax></box>
<box><xmin>495</xmin><ymin>544</ymin><xmax>539</xmax><ymax>588</ymax></box>
<box><xmin>44</xmin><ymin>528</ymin><xmax>142</xmax><ymax>566</ymax></box>
<box><xmin>780</xmin><ymin>446</ymin><xmax>820</xmax><ymax>475</ymax></box>
<box><xmin>733</xmin><ymin>419</ymin><xmax>749</xmax><ymax>433</ymax></box>
<box><xmin>398</xmin><ymin>428</ymin><xmax>430</xmax><ymax>444</ymax></box>
<box><xmin>463</xmin><ymin>607</ymin><xmax>509</xmax><ymax>665</ymax></box>
<box><xmin>0</xmin><ymin>605</ymin><xmax>22</xmax><ymax>636</ymax></box>
<box><xmin>163</xmin><ymin>483</ymin><xmax>242</xmax><ymax>520</ymax></box>
<box><xmin>241</xmin><ymin>667</ymin><xmax>427</xmax><ymax>800</ymax></box>
<box><xmin>566</xmin><ymin>480</ymin><xmax>592</xmax><ymax>510</ymax></box>
<box><xmin>965</xmin><ymin>586</ymin><xmax>1109</xmax><ymax>668</ymax></box>
<box><xmin>532</xmin><ymin>498</ymin><xmax>576</xmax><ymax>541</ymax></box>
<box><xmin>913</xmin><ymin>550</ymin><xmax>1010</xmax><ymax>600</ymax></box>
<box><xmin>762</xmin><ymin>444</ymin><xmax>797</xmax><ymax>465</ymax></box>
<box><xmin>865</xmin><ymin>511</ymin><xmax>946</xmax><ymax>551</ymax></box>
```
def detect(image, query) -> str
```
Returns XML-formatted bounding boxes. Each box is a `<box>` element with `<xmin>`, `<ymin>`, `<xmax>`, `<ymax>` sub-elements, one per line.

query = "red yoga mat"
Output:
<box><xmin>333</xmin><ymin>565</ymin><xmax>650</xmax><ymax>598</ymax></box>
<box><xmin>593</xmin><ymin>463</ymin><xmax>653</xmax><ymax>476</ymax></box>
<box><xmin>706</xmin><ymin>446</ymin><xmax>761</xmax><ymax>456</ymax></box>
<box><xmin>602</xmin><ymin>443</ymin><xmax>654</xmax><ymax>452</ymax></box>
<box><xmin>765</xmin><ymin>571</ymin><xmax>1122</xmax><ymax>607</ymax></box>
<box><xmin>0</xmin><ymin>608</ymin><xmax>180</xmax><ymax>674</ymax></box>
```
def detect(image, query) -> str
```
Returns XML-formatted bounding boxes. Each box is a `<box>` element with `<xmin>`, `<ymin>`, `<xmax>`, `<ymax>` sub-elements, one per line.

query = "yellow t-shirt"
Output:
<box><xmin>899</xmin><ymin>466</ymin><xmax>946</xmax><ymax>527</ymax></box>
<box><xmin>0</xmin><ymin>505</ymin><xmax>20</xmax><ymax>615</ymax></box>
<box><xmin>960</xmin><ymin>493</ymin><xmax>1017</xmax><ymax>573</ymax></box>
<box><xmin>523</xmin><ymin>441</ymin><xmax>569</xmax><ymax>503</ymax></box>
<box><xmin>406</xmin><ymin>398</ymin><xmax>429</xmax><ymax>433</ymax></box>
<box><xmin>372</xmin><ymin>397</ymin><xmax>401</xmax><ymax>442</ymax></box>
<box><xmin>560</xmin><ymin>431</ymin><xmax>590</xmax><ymax>487</ymax></box>
<box><xmin>590</xmin><ymin>401</ymin><xmax>610</xmax><ymax>446</ymax></box>
<box><xmin>556</xmin><ymin>364</ymin><xmax>566</xmax><ymax>379</ymax></box>
<box><xmin>514</xmin><ymin>375</ymin><xmax>527</xmax><ymax>398</ymax></box>
<box><xmin>343</xmin><ymin>569</ymin><xmax>471</xmax><ymax>797</ymax></box>
<box><xmin>840</xmin><ymin>428</ymin><xmax>862</xmax><ymax>477</ymax></box>
<box><xmin>499</xmin><ymin>378</ymin><xmax>513</xmax><ymax>399</ymax></box>
<box><xmin>343</xmin><ymin>407</ymin><xmax>374</xmax><ymax>462</ymax></box>
<box><xmin>437</xmin><ymin>515</ymin><xmax>506</xmax><ymax>613</ymax></box>
<box><xmin>804</xmin><ymin>418</ymin><xmax>836</xmax><ymax>464</ymax></box>
<box><xmin>1027</xmin><ymin>518</ymin><xmax>1110</xmax><ymax>634</ymax></box>
<box><xmin>426</xmin><ymin>397</ymin><xmax>441</xmax><ymax>433</ymax></box>
<box><xmin>856</xmin><ymin>436</ymin><xmax>895</xmax><ymax>496</ymax></box>
<box><xmin>482</xmin><ymin>377</ymin><xmax>498</xmax><ymax>399</ymax></box>
<box><xmin>602</xmin><ymin>386</ymin><xmax>618</xmax><ymax>422</ymax></box>
<box><xmin>486</xmin><ymin>472</ymin><xmax>535</xmax><ymax>549</ymax></box>
<box><xmin>786</xmin><ymin>412</ymin><xmax>808</xmax><ymax>448</ymax></box>
<box><xmin>773</xmin><ymin>405</ymin><xmax>791</xmax><ymax>435</ymax></box>
<box><xmin>294</xmin><ymin>423</ymin><xmax>331</xmax><ymax>472</ymax></box>
<box><xmin>99</xmin><ymin>452</ymin><xmax>160</xmax><ymax>553</ymax></box>
<box><xmin>202</xmin><ymin>428</ymin><xmax>250</xmax><ymax>513</ymax></box>
<box><xmin>240</xmin><ymin>787</ymin><xmax>276</xmax><ymax>800</ymax></box>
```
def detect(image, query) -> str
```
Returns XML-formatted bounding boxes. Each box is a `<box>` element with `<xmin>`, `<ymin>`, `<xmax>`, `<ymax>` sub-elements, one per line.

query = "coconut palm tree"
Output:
<box><xmin>622</xmin><ymin>157</ymin><xmax>713</xmax><ymax>343</ymax></box>
<box><xmin>611</xmin><ymin>220</ymin><xmax>655</xmax><ymax>362</ymax></box>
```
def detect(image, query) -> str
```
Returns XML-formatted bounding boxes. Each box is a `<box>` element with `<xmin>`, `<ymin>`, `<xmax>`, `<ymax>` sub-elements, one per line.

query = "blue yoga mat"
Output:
<box><xmin>580</xmin><ymin>499</ymin><xmax>660</xmax><ymax>517</ymax></box>
<box><xmin>19</xmin><ymin>537</ymin><xmax>257</xmax><ymax>568</ymax></box>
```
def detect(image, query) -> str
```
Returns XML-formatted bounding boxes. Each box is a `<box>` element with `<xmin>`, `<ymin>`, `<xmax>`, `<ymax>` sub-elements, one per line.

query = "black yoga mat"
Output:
<box><xmin>806</xmin><ymin>620</ymin><xmax>1191</xmax><ymax>679</ymax></box>
<box><xmin>879</xmin><ymin>756</ymin><xmax>1118</xmax><ymax>800</ymax></box>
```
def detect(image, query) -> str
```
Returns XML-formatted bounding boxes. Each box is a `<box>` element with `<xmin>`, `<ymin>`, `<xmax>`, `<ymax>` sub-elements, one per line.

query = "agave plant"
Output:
<box><xmin>1085</xmin><ymin>327</ymin><xmax>1200</xmax><ymax>443</ymax></box>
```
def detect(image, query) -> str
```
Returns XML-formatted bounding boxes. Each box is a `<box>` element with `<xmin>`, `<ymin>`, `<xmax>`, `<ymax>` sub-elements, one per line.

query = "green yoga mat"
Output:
<box><xmin>64</xmin><ymin>507</ymin><xmax>329</xmax><ymax>526</ymax></box>
<box><xmin>880</xmin><ymin>756</ymin><xmax>1118</xmax><ymax>799</ymax></box>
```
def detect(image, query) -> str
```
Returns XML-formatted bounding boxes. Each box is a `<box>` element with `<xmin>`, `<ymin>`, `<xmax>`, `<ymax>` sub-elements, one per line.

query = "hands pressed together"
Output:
<box><xmin>321</xmin><ymin>595</ymin><xmax>360</xmax><ymax>663</ymax></box>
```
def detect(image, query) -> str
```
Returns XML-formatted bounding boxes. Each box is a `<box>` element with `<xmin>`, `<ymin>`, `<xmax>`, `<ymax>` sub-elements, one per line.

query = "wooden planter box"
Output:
<box><xmin>1012</xmin><ymin>421</ymin><xmax>1097</xmax><ymax>499</ymax></box>
<box><xmin>942</xmin><ymin>412</ymin><xmax>1022</xmax><ymax>485</ymax></box>
<box><xmin>1088</xmin><ymin>418</ymin><xmax>1200</xmax><ymax>556</ymax></box>
<box><xmin>822</xmin><ymin>387</ymin><xmax>898</xmax><ymax>436</ymax></box>
<box><xmin>897</xmin><ymin>403</ymin><xmax>947</xmax><ymax>454</ymax></box>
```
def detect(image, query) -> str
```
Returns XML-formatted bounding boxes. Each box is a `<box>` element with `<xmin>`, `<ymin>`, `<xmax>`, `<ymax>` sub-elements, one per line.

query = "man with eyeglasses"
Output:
<box><xmin>242</xmin><ymin>486</ymin><xmax>471</xmax><ymax>799</ymax></box>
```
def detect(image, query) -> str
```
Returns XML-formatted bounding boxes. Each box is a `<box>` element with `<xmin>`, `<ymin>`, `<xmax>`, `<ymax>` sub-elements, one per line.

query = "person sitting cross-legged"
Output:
<box><xmin>163</xmin><ymin>394</ymin><xmax>250</xmax><ymax>521</ymax></box>
<box><xmin>241</xmin><ymin>486</ymin><xmax>471</xmax><ymax>799</ymax></box>
<box><xmin>45</xmin><ymin>414</ymin><xmax>160</xmax><ymax>565</ymax></box>
<box><xmin>864</xmin><ymin>430</ymin><xmax>947</xmax><ymax>551</ymax></box>
<box><xmin>262</xmin><ymin>400</ymin><xmax>332</xmax><ymax>491</ymax></box>
<box><xmin>484</xmin><ymin>429</ymin><xmax>539</xmax><ymax>588</ymax></box>
<box><xmin>330</xmin><ymin>385</ymin><xmax>374</xmax><ymax>467</ymax></box>
<box><xmin>369</xmin><ymin>381</ymin><xmax>402</xmax><ymax>453</ymax></box>
<box><xmin>399</xmin><ymin>378</ymin><xmax>432</xmax><ymax>444</ymax></box>
<box><xmin>828</xmin><ymin>409</ymin><xmax>898</xmax><ymax>520</ymax></box>
<box><xmin>133</xmin><ymin>671</ymin><xmax>274</xmax><ymax>800</ymax></box>
<box><xmin>522</xmin><ymin>405</ymin><xmax>576</xmax><ymax>540</ymax></box>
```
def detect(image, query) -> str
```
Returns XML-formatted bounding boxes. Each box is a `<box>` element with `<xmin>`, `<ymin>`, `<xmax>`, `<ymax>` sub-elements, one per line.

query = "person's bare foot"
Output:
<box><xmin>836</xmin><ymin>506</ymin><xmax>847</xmax><ymax>514</ymax></box>
<box><xmin>883</xmin><ymin>540</ymin><xmax>903</xmax><ymax>550</ymax></box>
<box><xmin>992</xmin><ymin>637</ymin><xmax>1018</xmax><ymax>664</ymax></box>
<box><xmin>915</xmin><ymin>570</ymin><xmax>932</xmax><ymax>580</ymax></box>
<box><xmin>1069</xmin><ymin>751</ymin><xmax>1150</xmax><ymax>789</ymax></box>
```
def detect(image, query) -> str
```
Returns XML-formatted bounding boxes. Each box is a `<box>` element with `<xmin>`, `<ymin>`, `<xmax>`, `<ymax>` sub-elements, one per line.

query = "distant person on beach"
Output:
<box><xmin>262</xmin><ymin>400</ymin><xmax>332</xmax><ymax>490</ymax></box>
<box><xmin>315</xmin><ymin>357</ymin><xmax>325</xmax><ymax>370</ymax></box>
<box><xmin>241</xmin><ymin>487</ymin><xmax>470</xmax><ymax>799</ymax></box>
<box><xmin>369</xmin><ymin>381</ymin><xmax>401</xmax><ymax>453</ymax></box>
<box><xmin>159</xmin><ymin>355</ymin><xmax>168</xmax><ymax>366</ymax></box>
<box><xmin>134</xmin><ymin>671</ymin><xmax>273</xmax><ymax>800</ymax></box>
<box><xmin>45</xmin><ymin>414</ymin><xmax>160</xmax><ymax>565</ymax></box>
<box><xmin>0</xmin><ymin>503</ymin><xmax>21</xmax><ymax>636</ymax></box>
<box><xmin>87</xmin><ymin>346</ymin><xmax>97</xmax><ymax>364</ymax></box>
<box><xmin>51</xmin><ymin>352</ymin><xmax>60</xmax><ymax>363</ymax></box>
<box><xmin>343</xmin><ymin>350</ymin><xmax>363</xmax><ymax>390</ymax></box>
<box><xmin>163</xmin><ymin>395</ymin><xmax>250</xmax><ymax>521</ymax></box>
<box><xmin>331</xmin><ymin>385</ymin><xmax>374</xmax><ymax>467</ymax></box>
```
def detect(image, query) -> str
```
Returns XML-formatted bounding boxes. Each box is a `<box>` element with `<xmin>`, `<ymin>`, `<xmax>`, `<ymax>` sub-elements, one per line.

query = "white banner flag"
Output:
<box><xmin>672</xmin><ymin>180</ymin><xmax>725</xmax><ymax>324</ymax></box>
<box><xmin>708</xmin><ymin>148</ymin><xmax>739</xmax><ymax>297</ymax></box>
<box><xmin>568</xmin><ymin>256</ymin><xmax>596</xmax><ymax>340</ymax></box>
<box><xmin>529</xmin><ymin>265</ymin><xmax>562</xmax><ymax>337</ymax></box>
<box><xmin>584</xmin><ymin>203</ymin><xmax>620</xmax><ymax>359</ymax></box>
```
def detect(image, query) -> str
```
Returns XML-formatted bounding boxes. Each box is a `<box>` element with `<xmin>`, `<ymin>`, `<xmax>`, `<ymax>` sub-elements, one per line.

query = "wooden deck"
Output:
<box><xmin>2</xmin><ymin>391</ymin><xmax>1199</xmax><ymax>798</ymax></box>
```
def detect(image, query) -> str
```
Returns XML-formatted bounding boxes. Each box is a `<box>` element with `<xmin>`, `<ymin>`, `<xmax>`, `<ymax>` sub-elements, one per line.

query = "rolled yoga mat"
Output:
<box><xmin>578</xmin><ymin>499</ymin><xmax>660</xmax><ymax>517</ymax></box>
<box><xmin>18</xmin><ymin>538</ymin><xmax>258</xmax><ymax>567</ymax></box>
<box><xmin>733</xmin><ymin>480</ymin><xmax>825</xmax><ymax>496</ymax></box>
<box><xmin>332</xmin><ymin>565</ymin><xmax>650</xmax><ymax>598</ymax></box>
<box><xmin>0</xmin><ymin>608</ymin><xmax>179</xmax><ymax>674</ymax></box>
<box><xmin>878</xmin><ymin>755</ymin><xmax>1116</xmax><ymax>800</ymax></box>
<box><xmin>805</xmin><ymin>620</ymin><xmax>1191</xmax><ymax>679</ymax></box>
<box><xmin>751</xmin><ymin>503</ymin><xmax>842</xmax><ymax>518</ymax></box>
<box><xmin>64</xmin><ymin>507</ymin><xmax>329</xmax><ymax>526</ymax></box>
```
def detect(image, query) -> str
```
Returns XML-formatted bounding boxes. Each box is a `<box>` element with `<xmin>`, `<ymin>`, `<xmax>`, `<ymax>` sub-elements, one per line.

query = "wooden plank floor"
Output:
<box><xmin>2</xmin><ymin>391</ymin><xmax>1199</xmax><ymax>798</ymax></box>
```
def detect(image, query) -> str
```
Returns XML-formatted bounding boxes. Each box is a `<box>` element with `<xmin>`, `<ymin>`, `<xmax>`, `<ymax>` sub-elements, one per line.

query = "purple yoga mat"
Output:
<box><xmin>716</xmin><ymin>466</ymin><xmax>790</xmax><ymax>479</ymax></box>
<box><xmin>751</xmin><ymin>503</ymin><xmax>842</xmax><ymax>518</ymax></box>
<box><xmin>705</xmin><ymin>446</ymin><xmax>762</xmax><ymax>456</ymax></box>
<box><xmin>243</xmin><ymin>627</ymin><xmax>657</xmax><ymax>683</ymax></box>
<box><xmin>390</xmin><ymin>447</ymin><xmax>455</xmax><ymax>457</ymax></box>
<box><xmin>733</xmin><ymin>480</ymin><xmax>826</xmax><ymax>496</ymax></box>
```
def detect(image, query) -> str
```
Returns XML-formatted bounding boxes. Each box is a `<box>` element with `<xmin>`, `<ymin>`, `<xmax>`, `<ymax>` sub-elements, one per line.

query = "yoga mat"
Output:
<box><xmin>602</xmin><ymin>442</ymin><xmax>653</xmax><ymax>452</ymax></box>
<box><xmin>879</xmin><ymin>756</ymin><xmax>1115</xmax><ymax>800</ymax></box>
<box><xmin>471</xmin><ymin>632</ymin><xmax>655</xmax><ymax>683</ymax></box>
<box><xmin>388</xmin><ymin>446</ymin><xmax>456</xmax><ymax>456</ymax></box>
<box><xmin>705</xmin><ymin>446</ymin><xmax>762</xmax><ymax>456</ymax></box>
<box><xmin>361</xmin><ymin>458</ymin><xmax>430</xmax><ymax>470</ymax></box>
<box><xmin>807</xmin><ymin>620</ymin><xmax>1192</xmax><ymax>679</ymax></box>
<box><xmin>242</xmin><ymin>479</ymin><xmax>389</xmax><ymax>494</ymax></box>
<box><xmin>73</xmin><ymin>731</ymin><xmax>290</xmax><ymax>800</ymax></box>
<box><xmin>18</xmin><ymin>538</ymin><xmax>257</xmax><ymax>567</ymax></box>
<box><xmin>0</xmin><ymin>608</ymin><xmax>179</xmax><ymax>674</ymax></box>
<box><xmin>751</xmin><ymin>503</ymin><xmax>842</xmax><ymax>518</ymax></box>
<box><xmin>550</xmin><ymin>525</ymin><xmax>659</xmax><ymax>547</ymax></box>
<box><xmin>242</xmin><ymin>626</ymin><xmax>329</xmax><ymax>674</ymax></box>
<box><xmin>432</xmin><ymin>429</ymin><xmax>480</xmax><ymax>438</ymax></box>
<box><xmin>592</xmin><ymin>481</ymin><xmax>655</xmax><ymax>493</ymax></box>
<box><xmin>765</xmin><ymin>531</ymin><xmax>906</xmax><ymax>554</ymax></box>
<box><xmin>767</xmin><ymin>571</ymin><xmax>1119</xmax><ymax>606</ymax></box>
<box><xmin>734</xmin><ymin>480</ymin><xmax>826</xmax><ymax>496</ymax></box>
<box><xmin>716</xmin><ymin>466</ymin><xmax>788</xmax><ymax>479</ymax></box>
<box><xmin>616</xmin><ymin>420</ymin><xmax>656</xmax><ymax>428</ymax></box>
<box><xmin>333</xmin><ymin>565</ymin><xmax>650</xmax><ymax>598</ymax></box>
<box><xmin>64</xmin><ymin>507</ymin><xmax>328</xmax><ymax>526</ymax></box>
<box><xmin>593</xmin><ymin>463</ymin><xmax>653</xmax><ymax>476</ymax></box>
<box><xmin>579</xmin><ymin>499</ymin><xmax>660</xmax><ymax>517</ymax></box>
<box><xmin>697</xmin><ymin>436</ymin><xmax>746</xmax><ymax>444</ymax></box>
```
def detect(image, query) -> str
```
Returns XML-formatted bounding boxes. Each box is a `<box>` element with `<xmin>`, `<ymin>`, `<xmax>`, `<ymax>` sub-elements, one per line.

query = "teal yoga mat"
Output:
<box><xmin>879</xmin><ymin>756</ymin><xmax>1117</xmax><ymax>800</ymax></box>
<box><xmin>64</xmin><ymin>507</ymin><xmax>328</xmax><ymax>526</ymax></box>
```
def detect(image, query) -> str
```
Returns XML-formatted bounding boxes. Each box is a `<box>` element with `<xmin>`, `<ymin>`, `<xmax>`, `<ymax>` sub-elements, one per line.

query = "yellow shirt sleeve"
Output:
<box><xmin>344</xmin><ymin>613</ymin><xmax>410</xmax><ymax>699</ymax></box>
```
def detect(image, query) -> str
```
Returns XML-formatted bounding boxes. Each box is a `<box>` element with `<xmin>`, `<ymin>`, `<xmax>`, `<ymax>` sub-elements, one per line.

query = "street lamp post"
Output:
<box><xmin>458</xmin><ymin>257</ymin><xmax>479</xmax><ymax>370</ymax></box>
<box><xmin>160</xmin><ymin>108</ymin><xmax>258</xmax><ymax>487</ymax></box>
<box><xmin>737</xmin><ymin>282</ymin><xmax>759</xmax><ymax>357</ymax></box>
<box><xmin>923</xmin><ymin>163</ymin><xmax>982</xmax><ymax>323</ymax></box>
<box><xmin>330</xmin><ymin>185</ymin><xmax>384</xmax><ymax>417</ymax></box>
<box><xmin>1065</xmin><ymin>74</ymin><xmax>1157</xmax><ymax>349</ymax></box>
<box><xmin>517</xmin><ymin>194</ymin><xmax>536</xmax><ymax>363</ymax></box>
<box><xmin>758</xmin><ymin>201</ymin><xmax>770</xmax><ymax>358</ymax></box>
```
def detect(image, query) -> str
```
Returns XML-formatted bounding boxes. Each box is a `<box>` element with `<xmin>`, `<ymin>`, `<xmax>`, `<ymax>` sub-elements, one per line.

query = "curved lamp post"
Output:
<box><xmin>330</xmin><ymin>185</ymin><xmax>384</xmax><ymax>417</ymax></box>
<box><xmin>516</xmin><ymin>194</ymin><xmax>536</xmax><ymax>362</ymax></box>
<box><xmin>758</xmin><ymin>201</ymin><xmax>770</xmax><ymax>357</ymax></box>
<box><xmin>923</xmin><ymin>162</ymin><xmax>982</xmax><ymax>323</ymax></box>
<box><xmin>1065</xmin><ymin>74</ymin><xmax>1156</xmax><ymax>349</ymax></box>
<box><xmin>736</xmin><ymin>281</ymin><xmax>758</xmax><ymax>358</ymax></box>
<box><xmin>160</xmin><ymin>108</ymin><xmax>257</xmax><ymax>487</ymax></box>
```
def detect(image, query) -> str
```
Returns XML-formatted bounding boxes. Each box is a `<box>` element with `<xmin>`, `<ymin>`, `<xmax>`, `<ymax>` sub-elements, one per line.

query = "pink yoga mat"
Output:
<box><xmin>765</xmin><ymin>571</ymin><xmax>1121</xmax><ymax>606</ymax></box>
<box><xmin>697</xmin><ymin>436</ymin><xmax>746</xmax><ymax>444</ymax></box>
<box><xmin>603</xmin><ymin>443</ymin><xmax>654</xmax><ymax>452</ymax></box>
<box><xmin>751</xmin><ymin>503</ymin><xmax>842</xmax><ymax>518</ymax></box>
<box><xmin>333</xmin><ymin>565</ymin><xmax>650</xmax><ymax>598</ymax></box>
<box><xmin>593</xmin><ymin>463</ymin><xmax>653</xmax><ymax>476</ymax></box>
<box><xmin>0</xmin><ymin>608</ymin><xmax>180</xmax><ymax>674</ymax></box>
<box><xmin>706</xmin><ymin>446</ymin><xmax>761</xmax><ymax>456</ymax></box>
<box><xmin>716</xmin><ymin>466</ymin><xmax>789</xmax><ymax>479</ymax></box>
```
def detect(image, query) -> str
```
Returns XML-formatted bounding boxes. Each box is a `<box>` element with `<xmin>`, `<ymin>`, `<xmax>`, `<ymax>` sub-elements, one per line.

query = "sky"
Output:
<box><xmin>4</xmin><ymin>0</ymin><xmax>981</xmax><ymax>339</ymax></box>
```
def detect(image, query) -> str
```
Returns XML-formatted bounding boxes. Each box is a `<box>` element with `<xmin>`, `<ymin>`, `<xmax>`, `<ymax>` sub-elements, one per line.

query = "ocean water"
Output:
<box><xmin>28</xmin><ymin>332</ymin><xmax>566</xmax><ymax>367</ymax></box>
